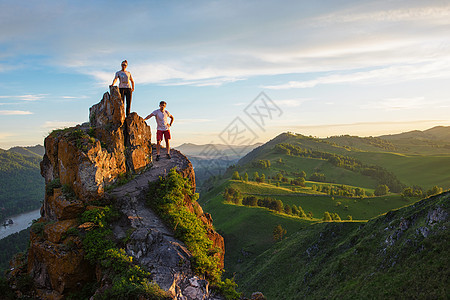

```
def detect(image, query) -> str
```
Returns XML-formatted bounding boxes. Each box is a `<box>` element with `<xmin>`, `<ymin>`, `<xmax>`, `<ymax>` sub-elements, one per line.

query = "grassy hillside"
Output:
<box><xmin>198</xmin><ymin>129</ymin><xmax>449</xmax><ymax>298</ymax></box>
<box><xmin>7</xmin><ymin>145</ymin><xmax>44</xmax><ymax>157</ymax></box>
<box><xmin>350</xmin><ymin>151</ymin><xmax>450</xmax><ymax>189</ymax></box>
<box><xmin>236</xmin><ymin>192</ymin><xmax>449</xmax><ymax>299</ymax></box>
<box><xmin>0</xmin><ymin>150</ymin><xmax>44</xmax><ymax>220</ymax></box>
<box><xmin>199</xmin><ymin>176</ymin><xmax>422</xmax><ymax>277</ymax></box>
<box><xmin>237</xmin><ymin>132</ymin><xmax>450</xmax><ymax>190</ymax></box>
<box><xmin>380</xmin><ymin>125</ymin><xmax>450</xmax><ymax>141</ymax></box>
<box><xmin>226</xmin><ymin>180</ymin><xmax>411</xmax><ymax>221</ymax></box>
<box><xmin>199</xmin><ymin>179</ymin><xmax>309</xmax><ymax>276</ymax></box>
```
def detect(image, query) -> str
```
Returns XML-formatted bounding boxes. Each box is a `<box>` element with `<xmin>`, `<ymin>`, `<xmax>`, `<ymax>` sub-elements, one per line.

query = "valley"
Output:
<box><xmin>198</xmin><ymin>128</ymin><xmax>450</xmax><ymax>298</ymax></box>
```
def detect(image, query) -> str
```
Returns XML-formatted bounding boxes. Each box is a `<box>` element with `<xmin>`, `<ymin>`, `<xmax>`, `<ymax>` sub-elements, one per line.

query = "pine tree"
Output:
<box><xmin>243</xmin><ymin>172</ymin><xmax>249</xmax><ymax>182</ymax></box>
<box><xmin>323</xmin><ymin>211</ymin><xmax>332</xmax><ymax>221</ymax></box>
<box><xmin>273</xmin><ymin>224</ymin><xmax>287</xmax><ymax>241</ymax></box>
<box><xmin>232</xmin><ymin>171</ymin><xmax>241</xmax><ymax>180</ymax></box>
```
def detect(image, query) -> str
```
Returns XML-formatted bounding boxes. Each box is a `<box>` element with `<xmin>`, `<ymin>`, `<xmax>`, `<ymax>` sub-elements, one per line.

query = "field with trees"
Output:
<box><xmin>198</xmin><ymin>128</ymin><xmax>450</xmax><ymax>298</ymax></box>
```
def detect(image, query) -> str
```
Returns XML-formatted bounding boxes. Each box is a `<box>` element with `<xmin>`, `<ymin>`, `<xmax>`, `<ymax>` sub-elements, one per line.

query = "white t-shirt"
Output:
<box><xmin>115</xmin><ymin>70</ymin><xmax>133</xmax><ymax>88</ymax></box>
<box><xmin>152</xmin><ymin>109</ymin><xmax>171</xmax><ymax>131</ymax></box>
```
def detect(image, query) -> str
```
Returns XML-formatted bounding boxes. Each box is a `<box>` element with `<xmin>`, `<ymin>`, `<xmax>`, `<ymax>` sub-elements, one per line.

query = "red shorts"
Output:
<box><xmin>156</xmin><ymin>130</ymin><xmax>171</xmax><ymax>141</ymax></box>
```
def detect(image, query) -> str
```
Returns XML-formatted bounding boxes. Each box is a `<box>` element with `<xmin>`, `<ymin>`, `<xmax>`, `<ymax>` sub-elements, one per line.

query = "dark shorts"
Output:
<box><xmin>157</xmin><ymin>130</ymin><xmax>171</xmax><ymax>141</ymax></box>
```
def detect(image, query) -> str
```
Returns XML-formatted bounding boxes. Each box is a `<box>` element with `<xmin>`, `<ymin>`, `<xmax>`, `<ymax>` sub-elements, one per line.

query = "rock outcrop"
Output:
<box><xmin>40</xmin><ymin>86</ymin><xmax>152</xmax><ymax>202</ymax></box>
<box><xmin>9</xmin><ymin>86</ymin><xmax>225</xmax><ymax>299</ymax></box>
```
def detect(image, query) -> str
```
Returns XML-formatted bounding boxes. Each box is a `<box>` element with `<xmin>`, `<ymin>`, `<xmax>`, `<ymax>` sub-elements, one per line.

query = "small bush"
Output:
<box><xmin>62</xmin><ymin>184</ymin><xmax>76</xmax><ymax>199</ymax></box>
<box><xmin>30</xmin><ymin>221</ymin><xmax>46</xmax><ymax>237</ymax></box>
<box><xmin>45</xmin><ymin>178</ymin><xmax>61</xmax><ymax>196</ymax></box>
<box><xmin>80</xmin><ymin>207</ymin><xmax>169</xmax><ymax>299</ymax></box>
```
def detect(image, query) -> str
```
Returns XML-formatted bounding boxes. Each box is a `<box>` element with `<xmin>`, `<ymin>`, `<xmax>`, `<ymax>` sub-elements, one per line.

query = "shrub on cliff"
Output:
<box><xmin>147</xmin><ymin>168</ymin><xmax>222</xmax><ymax>282</ymax></box>
<box><xmin>81</xmin><ymin>207</ymin><xmax>170</xmax><ymax>299</ymax></box>
<box><xmin>147</xmin><ymin>168</ymin><xmax>241</xmax><ymax>299</ymax></box>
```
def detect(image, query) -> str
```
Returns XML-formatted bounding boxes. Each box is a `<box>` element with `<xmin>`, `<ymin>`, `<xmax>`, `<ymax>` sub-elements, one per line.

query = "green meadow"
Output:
<box><xmin>198</xmin><ymin>130</ymin><xmax>450</xmax><ymax>298</ymax></box>
<box><xmin>350</xmin><ymin>151</ymin><xmax>450</xmax><ymax>189</ymax></box>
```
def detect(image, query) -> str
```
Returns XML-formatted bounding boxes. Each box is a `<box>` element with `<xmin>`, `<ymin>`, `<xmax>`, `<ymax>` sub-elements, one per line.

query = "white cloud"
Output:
<box><xmin>274</xmin><ymin>99</ymin><xmax>311</xmax><ymax>107</ymax></box>
<box><xmin>0</xmin><ymin>110</ymin><xmax>33</xmax><ymax>115</ymax></box>
<box><xmin>316</xmin><ymin>3</ymin><xmax>450</xmax><ymax>25</ymax></box>
<box><xmin>0</xmin><ymin>133</ymin><xmax>13</xmax><ymax>139</ymax></box>
<box><xmin>2</xmin><ymin>1</ymin><xmax>448</xmax><ymax>88</ymax></box>
<box><xmin>361</xmin><ymin>97</ymin><xmax>431</xmax><ymax>110</ymax></box>
<box><xmin>264</xmin><ymin>59</ymin><xmax>450</xmax><ymax>89</ymax></box>
<box><xmin>42</xmin><ymin>121</ymin><xmax>79</xmax><ymax>129</ymax></box>
<box><xmin>0</xmin><ymin>94</ymin><xmax>46</xmax><ymax>101</ymax></box>
<box><xmin>175</xmin><ymin>119</ymin><xmax>211</xmax><ymax>125</ymax></box>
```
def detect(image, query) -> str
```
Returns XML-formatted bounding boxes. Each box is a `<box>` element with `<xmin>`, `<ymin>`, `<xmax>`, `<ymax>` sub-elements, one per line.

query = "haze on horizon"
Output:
<box><xmin>1</xmin><ymin>0</ymin><xmax>449</xmax><ymax>149</ymax></box>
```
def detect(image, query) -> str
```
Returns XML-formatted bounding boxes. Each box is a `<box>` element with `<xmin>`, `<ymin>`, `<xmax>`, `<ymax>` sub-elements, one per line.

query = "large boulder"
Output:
<box><xmin>89</xmin><ymin>86</ymin><xmax>125</xmax><ymax>128</ymax></box>
<box><xmin>125</xmin><ymin>112</ymin><xmax>152</xmax><ymax>172</ymax></box>
<box><xmin>40</xmin><ymin>86</ymin><xmax>152</xmax><ymax>203</ymax></box>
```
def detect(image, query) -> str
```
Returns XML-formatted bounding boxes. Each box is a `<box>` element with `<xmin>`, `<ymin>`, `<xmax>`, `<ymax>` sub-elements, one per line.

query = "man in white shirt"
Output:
<box><xmin>111</xmin><ymin>60</ymin><xmax>135</xmax><ymax>116</ymax></box>
<box><xmin>144</xmin><ymin>101</ymin><xmax>174</xmax><ymax>161</ymax></box>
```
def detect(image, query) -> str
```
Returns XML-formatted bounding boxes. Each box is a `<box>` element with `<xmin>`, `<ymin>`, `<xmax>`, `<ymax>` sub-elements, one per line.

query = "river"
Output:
<box><xmin>0</xmin><ymin>209</ymin><xmax>41</xmax><ymax>240</ymax></box>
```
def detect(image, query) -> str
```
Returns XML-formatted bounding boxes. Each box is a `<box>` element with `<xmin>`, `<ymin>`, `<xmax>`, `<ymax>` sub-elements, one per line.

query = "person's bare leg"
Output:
<box><xmin>166</xmin><ymin>138</ymin><xmax>170</xmax><ymax>155</ymax></box>
<box><xmin>156</xmin><ymin>140</ymin><xmax>161</xmax><ymax>155</ymax></box>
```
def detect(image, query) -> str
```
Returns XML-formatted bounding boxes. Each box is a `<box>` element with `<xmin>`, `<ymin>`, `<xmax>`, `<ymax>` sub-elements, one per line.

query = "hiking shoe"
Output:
<box><xmin>166</xmin><ymin>153</ymin><xmax>171</xmax><ymax>159</ymax></box>
<box><xmin>155</xmin><ymin>155</ymin><xmax>160</xmax><ymax>161</ymax></box>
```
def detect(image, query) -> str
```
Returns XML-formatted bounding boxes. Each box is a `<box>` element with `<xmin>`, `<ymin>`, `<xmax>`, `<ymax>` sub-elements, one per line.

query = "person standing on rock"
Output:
<box><xmin>144</xmin><ymin>101</ymin><xmax>174</xmax><ymax>161</ymax></box>
<box><xmin>111</xmin><ymin>60</ymin><xmax>135</xmax><ymax>116</ymax></box>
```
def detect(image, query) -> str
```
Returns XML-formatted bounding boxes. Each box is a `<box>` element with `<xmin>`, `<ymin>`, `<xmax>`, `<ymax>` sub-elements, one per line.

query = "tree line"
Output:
<box><xmin>223</xmin><ymin>187</ymin><xmax>313</xmax><ymax>219</ymax></box>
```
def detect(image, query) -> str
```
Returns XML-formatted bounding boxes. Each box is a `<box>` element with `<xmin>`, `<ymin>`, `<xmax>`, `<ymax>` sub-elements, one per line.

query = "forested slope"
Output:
<box><xmin>0</xmin><ymin>150</ymin><xmax>44</xmax><ymax>220</ymax></box>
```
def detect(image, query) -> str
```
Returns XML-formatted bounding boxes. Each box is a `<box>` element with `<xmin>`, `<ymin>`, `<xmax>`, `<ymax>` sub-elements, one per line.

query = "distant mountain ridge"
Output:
<box><xmin>5</xmin><ymin>145</ymin><xmax>44</xmax><ymax>157</ymax></box>
<box><xmin>176</xmin><ymin>142</ymin><xmax>262</xmax><ymax>158</ymax></box>
<box><xmin>379</xmin><ymin>125</ymin><xmax>450</xmax><ymax>141</ymax></box>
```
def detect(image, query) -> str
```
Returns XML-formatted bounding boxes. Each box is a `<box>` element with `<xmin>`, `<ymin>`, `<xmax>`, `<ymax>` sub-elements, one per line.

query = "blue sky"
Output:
<box><xmin>1</xmin><ymin>0</ymin><xmax>450</xmax><ymax>149</ymax></box>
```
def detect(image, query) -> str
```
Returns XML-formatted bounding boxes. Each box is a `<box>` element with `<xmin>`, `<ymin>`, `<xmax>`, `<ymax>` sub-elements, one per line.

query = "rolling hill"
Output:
<box><xmin>0</xmin><ymin>150</ymin><xmax>44</xmax><ymax>220</ymax></box>
<box><xmin>198</xmin><ymin>127</ymin><xmax>450</xmax><ymax>298</ymax></box>
<box><xmin>237</xmin><ymin>191</ymin><xmax>449</xmax><ymax>299</ymax></box>
<box><xmin>6</xmin><ymin>145</ymin><xmax>44</xmax><ymax>158</ymax></box>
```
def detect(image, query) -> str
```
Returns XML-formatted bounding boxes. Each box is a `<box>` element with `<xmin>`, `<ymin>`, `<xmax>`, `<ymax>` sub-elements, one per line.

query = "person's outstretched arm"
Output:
<box><xmin>144</xmin><ymin>112</ymin><xmax>155</xmax><ymax>121</ymax></box>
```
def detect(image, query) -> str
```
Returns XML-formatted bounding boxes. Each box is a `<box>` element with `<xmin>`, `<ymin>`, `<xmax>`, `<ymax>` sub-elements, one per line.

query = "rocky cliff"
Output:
<box><xmin>7</xmin><ymin>86</ymin><xmax>225</xmax><ymax>299</ymax></box>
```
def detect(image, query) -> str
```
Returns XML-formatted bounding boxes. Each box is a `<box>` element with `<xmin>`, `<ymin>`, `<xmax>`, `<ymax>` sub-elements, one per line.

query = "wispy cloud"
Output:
<box><xmin>274</xmin><ymin>98</ymin><xmax>312</xmax><ymax>107</ymax></box>
<box><xmin>0</xmin><ymin>94</ymin><xmax>46</xmax><ymax>101</ymax></box>
<box><xmin>361</xmin><ymin>97</ymin><xmax>434</xmax><ymax>110</ymax></box>
<box><xmin>0</xmin><ymin>133</ymin><xmax>13</xmax><ymax>140</ymax></box>
<box><xmin>42</xmin><ymin>121</ymin><xmax>79</xmax><ymax>129</ymax></box>
<box><xmin>316</xmin><ymin>3</ymin><xmax>450</xmax><ymax>25</ymax></box>
<box><xmin>283</xmin><ymin>119</ymin><xmax>450</xmax><ymax>138</ymax></box>
<box><xmin>0</xmin><ymin>110</ymin><xmax>33</xmax><ymax>115</ymax></box>
<box><xmin>291</xmin><ymin>120</ymin><xmax>447</xmax><ymax>129</ymax></box>
<box><xmin>264</xmin><ymin>59</ymin><xmax>450</xmax><ymax>89</ymax></box>
<box><xmin>175</xmin><ymin>118</ymin><xmax>211</xmax><ymax>125</ymax></box>
<box><xmin>2</xmin><ymin>1</ymin><xmax>448</xmax><ymax>88</ymax></box>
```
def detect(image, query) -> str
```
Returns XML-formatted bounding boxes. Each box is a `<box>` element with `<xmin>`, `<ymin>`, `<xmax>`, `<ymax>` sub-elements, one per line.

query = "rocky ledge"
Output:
<box><xmin>108</xmin><ymin>147</ymin><xmax>224</xmax><ymax>299</ymax></box>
